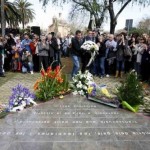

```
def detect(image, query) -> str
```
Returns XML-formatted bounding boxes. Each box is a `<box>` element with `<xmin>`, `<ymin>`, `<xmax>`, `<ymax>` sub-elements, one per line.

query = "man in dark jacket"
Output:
<box><xmin>71</xmin><ymin>30</ymin><xmax>83</xmax><ymax>77</ymax></box>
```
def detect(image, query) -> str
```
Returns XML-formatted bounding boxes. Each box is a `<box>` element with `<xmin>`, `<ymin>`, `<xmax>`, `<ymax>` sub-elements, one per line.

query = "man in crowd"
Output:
<box><xmin>21</xmin><ymin>33</ymin><xmax>32</xmax><ymax>52</ymax></box>
<box><xmin>71</xmin><ymin>30</ymin><xmax>83</xmax><ymax>77</ymax></box>
<box><xmin>22</xmin><ymin>49</ymin><xmax>34</xmax><ymax>74</ymax></box>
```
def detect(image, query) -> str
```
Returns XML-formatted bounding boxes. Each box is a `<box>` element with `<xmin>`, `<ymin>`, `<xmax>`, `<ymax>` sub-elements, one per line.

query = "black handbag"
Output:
<box><xmin>124</xmin><ymin>46</ymin><xmax>132</xmax><ymax>57</ymax></box>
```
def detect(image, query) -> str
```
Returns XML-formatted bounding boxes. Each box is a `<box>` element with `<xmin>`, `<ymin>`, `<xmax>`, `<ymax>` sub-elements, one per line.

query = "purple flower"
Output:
<box><xmin>8</xmin><ymin>84</ymin><xmax>36</xmax><ymax>111</ymax></box>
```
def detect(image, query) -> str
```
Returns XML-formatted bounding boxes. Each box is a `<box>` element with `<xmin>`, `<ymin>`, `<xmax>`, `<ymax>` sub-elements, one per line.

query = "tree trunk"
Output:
<box><xmin>108</xmin><ymin>0</ymin><xmax>132</xmax><ymax>34</ymax></box>
<box><xmin>95</xmin><ymin>18</ymin><xmax>101</xmax><ymax>28</ymax></box>
<box><xmin>110</xmin><ymin>19</ymin><xmax>117</xmax><ymax>34</ymax></box>
<box><xmin>88</xmin><ymin>14</ymin><xmax>93</xmax><ymax>30</ymax></box>
<box><xmin>1</xmin><ymin>0</ymin><xmax>5</xmax><ymax>36</ymax></box>
<box><xmin>108</xmin><ymin>1</ymin><xmax>116</xmax><ymax>34</ymax></box>
<box><xmin>22</xmin><ymin>11</ymin><xmax>25</xmax><ymax>29</ymax></box>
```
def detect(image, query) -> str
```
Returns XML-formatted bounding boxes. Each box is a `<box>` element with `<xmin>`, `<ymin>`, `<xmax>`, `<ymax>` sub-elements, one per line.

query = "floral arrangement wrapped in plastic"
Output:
<box><xmin>8</xmin><ymin>84</ymin><xmax>37</xmax><ymax>112</ymax></box>
<box><xmin>81</xmin><ymin>41</ymin><xmax>99</xmax><ymax>67</ymax></box>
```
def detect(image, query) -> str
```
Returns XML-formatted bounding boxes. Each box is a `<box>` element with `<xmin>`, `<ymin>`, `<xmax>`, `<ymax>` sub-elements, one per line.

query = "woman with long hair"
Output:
<box><xmin>114</xmin><ymin>33</ymin><xmax>127</xmax><ymax>78</ymax></box>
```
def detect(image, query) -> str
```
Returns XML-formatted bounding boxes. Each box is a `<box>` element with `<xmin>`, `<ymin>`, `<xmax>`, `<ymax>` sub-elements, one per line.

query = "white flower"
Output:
<box><xmin>72</xmin><ymin>78</ymin><xmax>77</xmax><ymax>83</ymax></box>
<box><xmin>83</xmin><ymin>85</ymin><xmax>88</xmax><ymax>90</ymax></box>
<box><xmin>78</xmin><ymin>90</ymin><xmax>84</xmax><ymax>96</ymax></box>
<box><xmin>73</xmin><ymin>91</ymin><xmax>78</xmax><ymax>95</ymax></box>
<box><xmin>79</xmin><ymin>75</ymin><xmax>84</xmax><ymax>79</ymax></box>
<box><xmin>81</xmin><ymin>41</ymin><xmax>99</xmax><ymax>52</ymax></box>
<box><xmin>77</xmin><ymin>83</ymin><xmax>82</xmax><ymax>89</ymax></box>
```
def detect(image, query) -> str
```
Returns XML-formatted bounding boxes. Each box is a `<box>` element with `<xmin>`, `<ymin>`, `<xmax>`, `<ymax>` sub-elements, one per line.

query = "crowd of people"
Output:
<box><xmin>0</xmin><ymin>29</ymin><xmax>150</xmax><ymax>82</ymax></box>
<box><xmin>0</xmin><ymin>32</ymin><xmax>72</xmax><ymax>77</ymax></box>
<box><xmin>71</xmin><ymin>30</ymin><xmax>150</xmax><ymax>82</ymax></box>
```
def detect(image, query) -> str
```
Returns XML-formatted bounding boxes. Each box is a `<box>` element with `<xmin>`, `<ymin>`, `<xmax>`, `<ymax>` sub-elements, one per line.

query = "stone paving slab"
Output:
<box><xmin>0</xmin><ymin>95</ymin><xmax>149</xmax><ymax>150</ymax></box>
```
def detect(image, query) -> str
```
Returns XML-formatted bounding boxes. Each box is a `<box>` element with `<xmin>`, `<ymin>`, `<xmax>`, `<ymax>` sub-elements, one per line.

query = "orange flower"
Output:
<box><xmin>47</xmin><ymin>67</ymin><xmax>52</xmax><ymax>74</ymax></box>
<box><xmin>40</xmin><ymin>68</ymin><xmax>45</xmax><ymax>77</ymax></box>
<box><xmin>56</xmin><ymin>66</ymin><xmax>60</xmax><ymax>72</ymax></box>
<box><xmin>34</xmin><ymin>83</ymin><xmax>38</xmax><ymax>91</ymax></box>
<box><xmin>57</xmin><ymin>77</ymin><xmax>63</xmax><ymax>83</ymax></box>
<box><xmin>34</xmin><ymin>79</ymin><xmax>42</xmax><ymax>90</ymax></box>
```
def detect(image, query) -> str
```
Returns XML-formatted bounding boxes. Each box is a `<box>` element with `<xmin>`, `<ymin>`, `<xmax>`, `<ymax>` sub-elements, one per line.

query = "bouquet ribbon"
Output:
<box><xmin>87</xmin><ymin>51</ymin><xmax>96</xmax><ymax>67</ymax></box>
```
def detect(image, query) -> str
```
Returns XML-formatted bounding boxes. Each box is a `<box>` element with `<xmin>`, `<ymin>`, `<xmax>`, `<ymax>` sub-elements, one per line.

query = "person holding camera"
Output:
<box><xmin>114</xmin><ymin>33</ymin><xmax>127</xmax><ymax>78</ymax></box>
<box><xmin>22</xmin><ymin>49</ymin><xmax>34</xmax><ymax>74</ymax></box>
<box><xmin>37</xmin><ymin>35</ymin><xmax>49</xmax><ymax>70</ymax></box>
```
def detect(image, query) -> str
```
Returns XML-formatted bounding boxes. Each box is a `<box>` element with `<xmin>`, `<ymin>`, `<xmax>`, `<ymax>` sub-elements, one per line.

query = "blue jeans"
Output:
<box><xmin>99</xmin><ymin>57</ymin><xmax>105</xmax><ymax>76</ymax></box>
<box><xmin>116</xmin><ymin>61</ymin><xmax>124</xmax><ymax>72</ymax></box>
<box><xmin>54</xmin><ymin>51</ymin><xmax>62</xmax><ymax>66</ymax></box>
<box><xmin>71</xmin><ymin>55</ymin><xmax>80</xmax><ymax>77</ymax></box>
<box><xmin>90</xmin><ymin>57</ymin><xmax>100</xmax><ymax>75</ymax></box>
<box><xmin>22</xmin><ymin>62</ymin><xmax>33</xmax><ymax>73</ymax></box>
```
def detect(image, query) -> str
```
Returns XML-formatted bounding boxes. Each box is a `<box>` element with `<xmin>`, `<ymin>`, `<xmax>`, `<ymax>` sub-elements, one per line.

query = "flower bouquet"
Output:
<box><xmin>87</xmin><ymin>84</ymin><xmax>120</xmax><ymax>108</ymax></box>
<box><xmin>70</xmin><ymin>70</ymin><xmax>94</xmax><ymax>96</ymax></box>
<box><xmin>81</xmin><ymin>41</ymin><xmax>99</xmax><ymax>67</ymax></box>
<box><xmin>34</xmin><ymin>65</ymin><xmax>69</xmax><ymax>101</ymax></box>
<box><xmin>8</xmin><ymin>84</ymin><xmax>36</xmax><ymax>112</ymax></box>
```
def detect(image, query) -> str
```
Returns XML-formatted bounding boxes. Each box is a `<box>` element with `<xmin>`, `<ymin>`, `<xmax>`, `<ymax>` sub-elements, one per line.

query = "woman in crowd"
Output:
<box><xmin>37</xmin><ymin>35</ymin><xmax>49</xmax><ymax>70</ymax></box>
<box><xmin>105</xmin><ymin>34</ymin><xmax>117</xmax><ymax>77</ymax></box>
<box><xmin>141</xmin><ymin>38</ymin><xmax>150</xmax><ymax>81</ymax></box>
<box><xmin>133</xmin><ymin>37</ymin><xmax>147</xmax><ymax>75</ymax></box>
<box><xmin>114</xmin><ymin>34</ymin><xmax>127</xmax><ymax>78</ymax></box>
<box><xmin>30</xmin><ymin>35</ymin><xmax>39</xmax><ymax>72</ymax></box>
<box><xmin>128</xmin><ymin>35</ymin><xmax>138</xmax><ymax>70</ymax></box>
<box><xmin>11</xmin><ymin>44</ymin><xmax>21</xmax><ymax>71</ymax></box>
<box><xmin>15</xmin><ymin>37</ymin><xmax>22</xmax><ymax>53</ymax></box>
<box><xmin>55</xmin><ymin>33</ymin><xmax>62</xmax><ymax>66</ymax></box>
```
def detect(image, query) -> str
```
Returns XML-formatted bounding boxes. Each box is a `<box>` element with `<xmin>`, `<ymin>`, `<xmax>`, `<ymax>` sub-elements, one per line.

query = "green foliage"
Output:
<box><xmin>129</xmin><ymin>27</ymin><xmax>148</xmax><ymax>35</ymax></box>
<box><xmin>14</xmin><ymin>0</ymin><xmax>35</xmax><ymax>29</ymax></box>
<box><xmin>117</xmin><ymin>71</ymin><xmax>144</xmax><ymax>107</ymax></box>
<box><xmin>0</xmin><ymin>0</ymin><xmax>21</xmax><ymax>27</ymax></box>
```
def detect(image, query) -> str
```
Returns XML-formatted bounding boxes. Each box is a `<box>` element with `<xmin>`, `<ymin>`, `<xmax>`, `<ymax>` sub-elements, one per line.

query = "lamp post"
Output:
<box><xmin>1</xmin><ymin>0</ymin><xmax>5</xmax><ymax>36</ymax></box>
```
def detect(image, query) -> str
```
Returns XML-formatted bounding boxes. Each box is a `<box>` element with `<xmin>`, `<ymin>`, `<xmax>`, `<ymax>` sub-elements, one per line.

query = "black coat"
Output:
<box><xmin>98</xmin><ymin>42</ymin><xmax>106</xmax><ymax>57</ymax></box>
<box><xmin>71</xmin><ymin>37</ymin><xmax>83</xmax><ymax>56</ymax></box>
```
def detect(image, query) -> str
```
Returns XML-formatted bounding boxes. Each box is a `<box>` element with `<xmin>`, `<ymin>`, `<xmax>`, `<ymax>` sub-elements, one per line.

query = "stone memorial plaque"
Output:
<box><xmin>0</xmin><ymin>95</ymin><xmax>149</xmax><ymax>150</ymax></box>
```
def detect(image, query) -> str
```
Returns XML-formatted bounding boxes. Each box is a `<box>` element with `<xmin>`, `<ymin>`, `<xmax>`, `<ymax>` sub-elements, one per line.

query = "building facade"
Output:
<box><xmin>48</xmin><ymin>13</ymin><xmax>70</xmax><ymax>37</ymax></box>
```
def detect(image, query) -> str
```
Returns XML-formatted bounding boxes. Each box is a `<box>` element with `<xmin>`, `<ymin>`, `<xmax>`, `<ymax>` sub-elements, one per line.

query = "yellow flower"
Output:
<box><xmin>100</xmin><ymin>88</ymin><xmax>112</xmax><ymax>98</ymax></box>
<box><xmin>87</xmin><ymin>86</ymin><xmax>94</xmax><ymax>94</ymax></box>
<box><xmin>59</xmin><ymin>95</ymin><xmax>64</xmax><ymax>99</ymax></box>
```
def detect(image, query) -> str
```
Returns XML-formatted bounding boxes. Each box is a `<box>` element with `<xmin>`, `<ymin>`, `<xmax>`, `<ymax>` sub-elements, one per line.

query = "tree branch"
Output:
<box><xmin>115</xmin><ymin>0</ymin><xmax>132</xmax><ymax>19</ymax></box>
